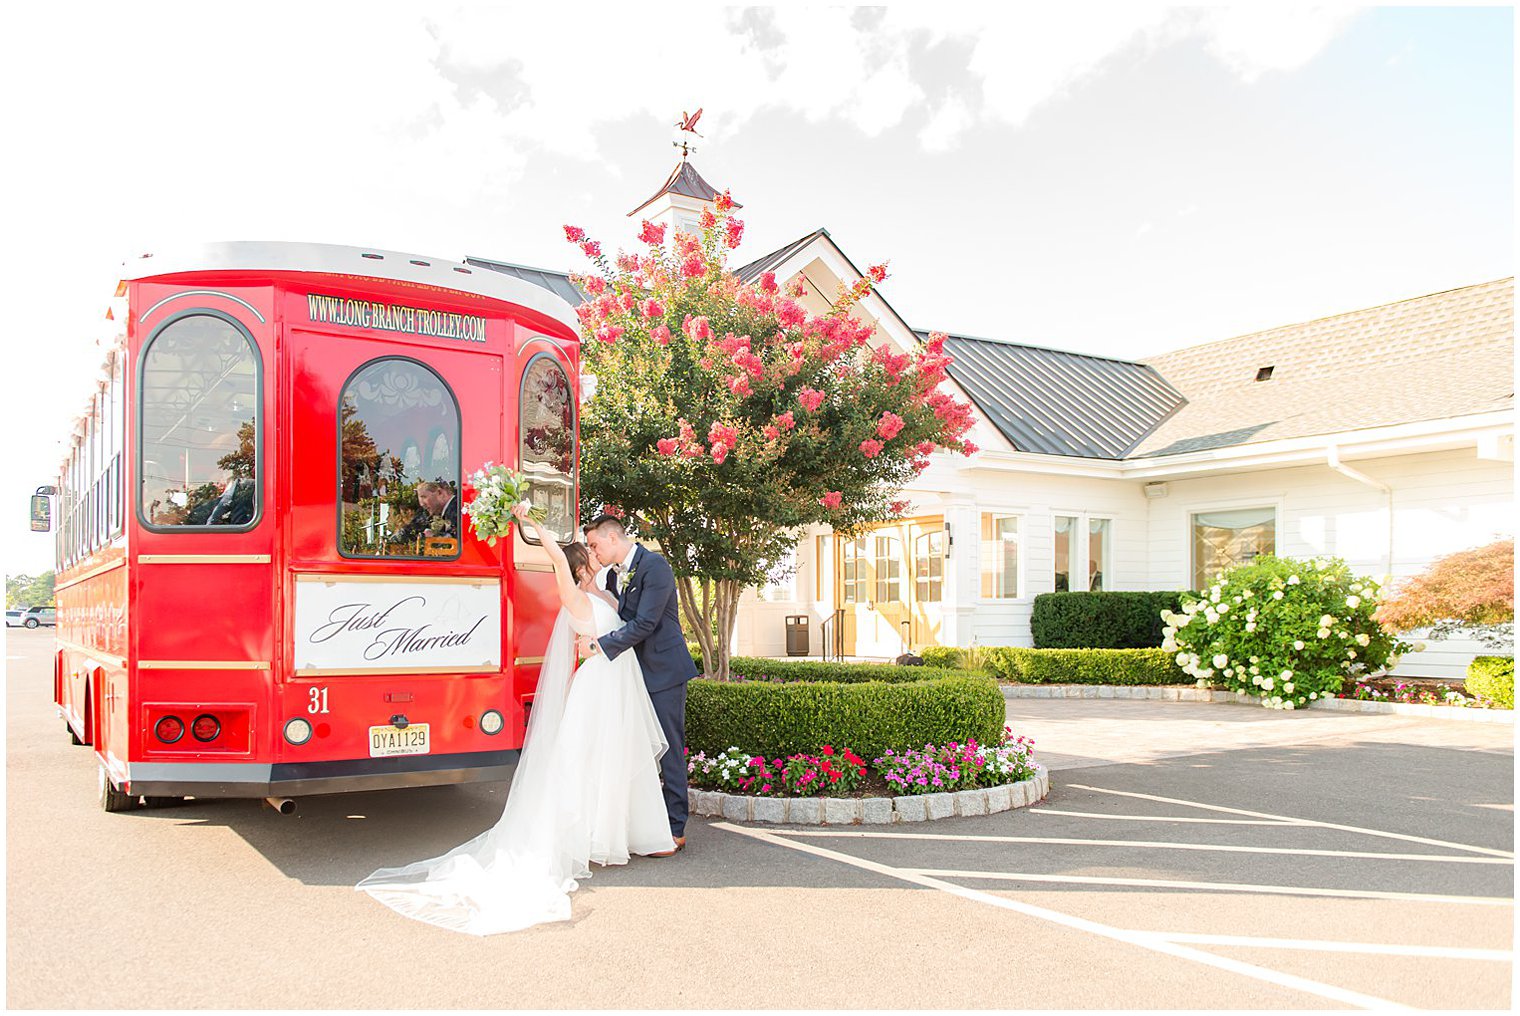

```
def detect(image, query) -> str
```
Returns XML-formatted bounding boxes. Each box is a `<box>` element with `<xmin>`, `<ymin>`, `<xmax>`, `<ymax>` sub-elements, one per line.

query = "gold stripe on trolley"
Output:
<box><xmin>138</xmin><ymin>660</ymin><xmax>272</xmax><ymax>671</ymax></box>
<box><xmin>514</xmin><ymin>563</ymin><xmax>554</xmax><ymax>573</ymax></box>
<box><xmin>292</xmin><ymin>573</ymin><xmax>499</xmax><ymax>586</ymax></box>
<box><xmin>514</xmin><ymin>656</ymin><xmax>545</xmax><ymax>666</ymax></box>
<box><xmin>55</xmin><ymin>558</ymin><xmax>126</xmax><ymax>591</ymax></box>
<box><xmin>293</xmin><ymin>664</ymin><xmax>502</xmax><ymax>677</ymax></box>
<box><xmin>138</xmin><ymin>554</ymin><xmax>272</xmax><ymax>564</ymax></box>
<box><xmin>55</xmin><ymin>638</ymin><xmax>127</xmax><ymax>670</ymax></box>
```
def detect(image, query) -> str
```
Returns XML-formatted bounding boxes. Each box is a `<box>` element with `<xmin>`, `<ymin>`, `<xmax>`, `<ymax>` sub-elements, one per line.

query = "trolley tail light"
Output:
<box><xmin>155</xmin><ymin>715</ymin><xmax>185</xmax><ymax>743</ymax></box>
<box><xmin>480</xmin><ymin>709</ymin><xmax>504</xmax><ymax>735</ymax></box>
<box><xmin>284</xmin><ymin>718</ymin><xmax>313</xmax><ymax>746</ymax></box>
<box><xmin>191</xmin><ymin>713</ymin><xmax>221</xmax><ymax>742</ymax></box>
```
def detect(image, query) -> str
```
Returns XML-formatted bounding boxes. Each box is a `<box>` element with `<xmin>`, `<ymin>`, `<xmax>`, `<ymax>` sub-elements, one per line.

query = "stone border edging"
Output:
<box><xmin>1000</xmin><ymin>683</ymin><xmax>1514</xmax><ymax>723</ymax></box>
<box><xmin>688</xmin><ymin>766</ymin><xmax>1049</xmax><ymax>825</ymax></box>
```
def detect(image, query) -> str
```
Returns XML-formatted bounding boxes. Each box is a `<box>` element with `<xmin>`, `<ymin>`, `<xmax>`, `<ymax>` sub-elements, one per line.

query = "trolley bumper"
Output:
<box><xmin>124</xmin><ymin>749</ymin><xmax>520</xmax><ymax>798</ymax></box>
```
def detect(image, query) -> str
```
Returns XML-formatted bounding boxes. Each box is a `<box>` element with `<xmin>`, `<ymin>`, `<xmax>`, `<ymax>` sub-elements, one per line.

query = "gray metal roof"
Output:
<box><xmin>463</xmin><ymin>256</ymin><xmax>585</xmax><ymax>307</ymax></box>
<box><xmin>925</xmin><ymin>331</ymin><xmax>1187</xmax><ymax>459</ymax></box>
<box><xmin>628</xmin><ymin>159</ymin><xmax>742</xmax><ymax>218</ymax></box>
<box><xmin>734</xmin><ymin>229</ymin><xmax>827</xmax><ymax>283</ymax></box>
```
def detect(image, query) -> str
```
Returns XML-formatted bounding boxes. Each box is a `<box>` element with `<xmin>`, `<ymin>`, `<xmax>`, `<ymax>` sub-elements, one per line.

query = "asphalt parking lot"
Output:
<box><xmin>6</xmin><ymin>626</ymin><xmax>1514</xmax><ymax>1009</ymax></box>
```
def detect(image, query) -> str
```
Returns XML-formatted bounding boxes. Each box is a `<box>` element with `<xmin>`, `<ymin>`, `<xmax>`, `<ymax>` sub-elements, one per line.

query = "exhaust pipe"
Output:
<box><xmin>264</xmin><ymin>796</ymin><xmax>297</xmax><ymax>815</ymax></box>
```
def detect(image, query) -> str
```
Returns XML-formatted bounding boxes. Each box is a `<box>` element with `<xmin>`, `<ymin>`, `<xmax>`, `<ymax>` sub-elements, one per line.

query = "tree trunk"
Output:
<box><xmin>673</xmin><ymin>574</ymin><xmax>742</xmax><ymax>681</ymax></box>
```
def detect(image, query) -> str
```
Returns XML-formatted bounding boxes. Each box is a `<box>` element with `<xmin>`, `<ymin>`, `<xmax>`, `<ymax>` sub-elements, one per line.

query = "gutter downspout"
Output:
<box><xmin>1327</xmin><ymin>445</ymin><xmax>1394</xmax><ymax>584</ymax></box>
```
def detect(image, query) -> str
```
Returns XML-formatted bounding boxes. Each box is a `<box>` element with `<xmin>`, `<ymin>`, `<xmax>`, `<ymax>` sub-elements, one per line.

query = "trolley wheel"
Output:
<box><xmin>141</xmin><ymin>796</ymin><xmax>184</xmax><ymax>809</ymax></box>
<box><xmin>98</xmin><ymin>766</ymin><xmax>138</xmax><ymax>813</ymax></box>
<box><xmin>68</xmin><ymin>721</ymin><xmax>84</xmax><ymax>746</ymax></box>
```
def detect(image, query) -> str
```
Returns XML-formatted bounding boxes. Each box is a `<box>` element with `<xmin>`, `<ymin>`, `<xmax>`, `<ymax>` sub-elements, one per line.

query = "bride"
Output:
<box><xmin>356</xmin><ymin>503</ymin><xmax>677</xmax><ymax>935</ymax></box>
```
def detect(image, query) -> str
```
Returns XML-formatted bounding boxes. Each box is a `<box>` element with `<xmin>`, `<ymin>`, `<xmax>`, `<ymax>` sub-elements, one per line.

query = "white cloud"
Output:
<box><xmin>1196</xmin><ymin>6</ymin><xmax>1362</xmax><ymax>82</ymax></box>
<box><xmin>919</xmin><ymin>93</ymin><xmax>976</xmax><ymax>152</ymax></box>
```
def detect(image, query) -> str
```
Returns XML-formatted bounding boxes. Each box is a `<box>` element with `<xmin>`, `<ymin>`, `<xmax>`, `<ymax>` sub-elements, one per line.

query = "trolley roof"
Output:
<box><xmin>120</xmin><ymin>241</ymin><xmax>581</xmax><ymax>333</ymax></box>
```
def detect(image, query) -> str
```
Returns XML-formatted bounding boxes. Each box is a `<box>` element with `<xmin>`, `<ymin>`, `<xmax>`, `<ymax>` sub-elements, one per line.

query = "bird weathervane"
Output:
<box><xmin>673</xmin><ymin>107</ymin><xmax>703</xmax><ymax>159</ymax></box>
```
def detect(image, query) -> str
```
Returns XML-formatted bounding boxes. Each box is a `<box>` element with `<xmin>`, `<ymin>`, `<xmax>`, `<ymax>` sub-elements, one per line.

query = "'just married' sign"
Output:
<box><xmin>293</xmin><ymin>578</ymin><xmax>501</xmax><ymax>672</ymax></box>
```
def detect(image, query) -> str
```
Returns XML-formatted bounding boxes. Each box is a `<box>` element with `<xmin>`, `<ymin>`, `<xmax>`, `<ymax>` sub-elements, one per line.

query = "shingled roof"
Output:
<box><xmin>1132</xmin><ymin>278</ymin><xmax>1515</xmax><ymax>457</ymax></box>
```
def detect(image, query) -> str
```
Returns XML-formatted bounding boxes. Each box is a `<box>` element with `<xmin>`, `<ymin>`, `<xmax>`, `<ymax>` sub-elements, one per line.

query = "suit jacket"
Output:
<box><xmin>598</xmin><ymin>544</ymin><xmax>698</xmax><ymax>692</ymax></box>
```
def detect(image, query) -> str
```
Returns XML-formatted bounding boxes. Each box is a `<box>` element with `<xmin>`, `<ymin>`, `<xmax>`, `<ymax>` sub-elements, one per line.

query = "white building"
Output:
<box><xmin>473</xmin><ymin>161</ymin><xmax>1515</xmax><ymax>680</ymax></box>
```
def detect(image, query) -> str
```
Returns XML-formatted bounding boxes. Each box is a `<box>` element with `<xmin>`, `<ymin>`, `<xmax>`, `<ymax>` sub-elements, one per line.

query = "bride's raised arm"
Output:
<box><xmin>510</xmin><ymin>503</ymin><xmax>591</xmax><ymax>621</ymax></box>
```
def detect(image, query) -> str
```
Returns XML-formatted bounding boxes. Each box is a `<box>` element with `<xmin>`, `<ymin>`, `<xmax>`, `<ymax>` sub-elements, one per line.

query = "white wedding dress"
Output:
<box><xmin>357</xmin><ymin>593</ymin><xmax>676</xmax><ymax>935</ymax></box>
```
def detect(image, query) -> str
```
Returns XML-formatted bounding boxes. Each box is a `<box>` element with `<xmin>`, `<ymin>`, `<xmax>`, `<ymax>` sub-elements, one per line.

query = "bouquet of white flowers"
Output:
<box><xmin>462</xmin><ymin>462</ymin><xmax>546</xmax><ymax>546</ymax></box>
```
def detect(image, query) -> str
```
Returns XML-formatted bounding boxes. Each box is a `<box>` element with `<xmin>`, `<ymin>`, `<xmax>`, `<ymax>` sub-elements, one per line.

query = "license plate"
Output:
<box><xmin>368</xmin><ymin>723</ymin><xmax>430</xmax><ymax>758</ymax></box>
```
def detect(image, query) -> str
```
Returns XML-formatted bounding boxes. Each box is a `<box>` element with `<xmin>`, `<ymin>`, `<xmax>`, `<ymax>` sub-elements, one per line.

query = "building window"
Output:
<box><xmin>519</xmin><ymin>353</ymin><xmax>577</xmax><ymax>545</ymax></box>
<box><xmin>756</xmin><ymin>549</ymin><xmax>797</xmax><ymax>602</ymax></box>
<box><xmin>842</xmin><ymin>537</ymin><xmax>868</xmax><ymax>603</ymax></box>
<box><xmin>874</xmin><ymin>533</ymin><xmax>902</xmax><ymax>604</ymax></box>
<box><xmin>339</xmin><ymin>358</ymin><xmax>460</xmax><ymax>559</ymax></box>
<box><xmin>1088</xmin><ymin>517</ymin><xmax>1111</xmax><ymax>591</ymax></box>
<box><xmin>138</xmin><ymin>314</ymin><xmax>261</xmax><ymax>530</ymax></box>
<box><xmin>914</xmin><ymin>530</ymin><xmax>945</xmax><ymax>603</ymax></box>
<box><xmin>1192</xmin><ymin>507</ymin><xmax>1276</xmax><ymax>589</ymax></box>
<box><xmin>1053</xmin><ymin>515</ymin><xmax>1077</xmax><ymax>592</ymax></box>
<box><xmin>980</xmin><ymin>513</ymin><xmax>1021</xmax><ymax>599</ymax></box>
<box><xmin>815</xmin><ymin>534</ymin><xmax>830</xmax><ymax>601</ymax></box>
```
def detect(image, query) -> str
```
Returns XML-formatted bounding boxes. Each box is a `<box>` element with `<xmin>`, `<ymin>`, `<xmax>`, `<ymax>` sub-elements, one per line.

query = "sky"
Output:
<box><xmin>1</xmin><ymin>3</ymin><xmax>1512</xmax><ymax>576</ymax></box>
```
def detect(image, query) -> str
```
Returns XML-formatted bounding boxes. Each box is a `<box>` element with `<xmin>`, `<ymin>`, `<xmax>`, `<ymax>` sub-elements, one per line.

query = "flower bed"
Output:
<box><xmin>686</xmin><ymin>670</ymin><xmax>1004</xmax><ymax>759</ymax></box>
<box><xmin>1336</xmin><ymin>679</ymin><xmax>1507</xmax><ymax>710</ymax></box>
<box><xmin>982</xmin><ymin>646</ymin><xmax>1187</xmax><ymax>685</ymax></box>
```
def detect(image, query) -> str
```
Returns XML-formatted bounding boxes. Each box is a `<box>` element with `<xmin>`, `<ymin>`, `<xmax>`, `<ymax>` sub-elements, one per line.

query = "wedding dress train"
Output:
<box><xmin>357</xmin><ymin>594</ymin><xmax>675</xmax><ymax>934</ymax></box>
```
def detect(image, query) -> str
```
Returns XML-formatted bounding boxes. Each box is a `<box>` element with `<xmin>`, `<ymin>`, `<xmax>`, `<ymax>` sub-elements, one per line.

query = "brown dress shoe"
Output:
<box><xmin>645</xmin><ymin>836</ymin><xmax>686</xmax><ymax>857</ymax></box>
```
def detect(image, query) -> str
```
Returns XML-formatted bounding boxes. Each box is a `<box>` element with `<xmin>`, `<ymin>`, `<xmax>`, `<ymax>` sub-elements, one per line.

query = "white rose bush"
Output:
<box><xmin>1162</xmin><ymin>556</ymin><xmax>1415</xmax><ymax>710</ymax></box>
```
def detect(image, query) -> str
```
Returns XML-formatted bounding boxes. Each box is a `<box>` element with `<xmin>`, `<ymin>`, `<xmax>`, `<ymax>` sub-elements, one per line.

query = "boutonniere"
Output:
<box><xmin>618</xmin><ymin>567</ymin><xmax>637</xmax><ymax>593</ymax></box>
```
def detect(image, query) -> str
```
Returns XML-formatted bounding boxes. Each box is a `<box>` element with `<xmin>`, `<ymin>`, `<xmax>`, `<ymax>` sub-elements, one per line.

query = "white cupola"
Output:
<box><xmin>626</xmin><ymin>158</ymin><xmax>742</xmax><ymax>236</ymax></box>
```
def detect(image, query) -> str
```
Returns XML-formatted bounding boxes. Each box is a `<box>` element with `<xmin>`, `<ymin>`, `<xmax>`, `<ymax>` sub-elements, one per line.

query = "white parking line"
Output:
<box><xmin>1137</xmin><ymin>932</ymin><xmax>1514</xmax><ymax>961</ymax></box>
<box><xmin>1031</xmin><ymin>809</ymin><xmax>1290</xmax><ymax>826</ymax></box>
<box><xmin>1067</xmin><ymin>784</ymin><xmax>1516</xmax><ymax>858</ymax></box>
<box><xmin>911</xmin><ymin>868</ymin><xmax>1516</xmax><ymax>906</ymax></box>
<box><xmin>716</xmin><ymin>822</ymin><xmax>1411</xmax><ymax>1010</ymax></box>
<box><xmin>776</xmin><ymin>829</ymin><xmax>1513</xmax><ymax>865</ymax></box>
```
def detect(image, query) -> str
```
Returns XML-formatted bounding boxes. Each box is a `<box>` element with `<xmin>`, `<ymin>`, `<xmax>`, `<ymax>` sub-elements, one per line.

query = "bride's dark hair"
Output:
<box><xmin>563</xmin><ymin>542</ymin><xmax>594</xmax><ymax>584</ymax></box>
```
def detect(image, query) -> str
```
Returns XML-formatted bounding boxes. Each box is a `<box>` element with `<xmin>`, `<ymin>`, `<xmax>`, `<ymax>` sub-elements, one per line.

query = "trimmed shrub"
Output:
<box><xmin>724</xmin><ymin>656</ymin><xmax>973</xmax><ymax>684</ymax></box>
<box><xmin>1031</xmin><ymin>591</ymin><xmax>1187</xmax><ymax>649</ymax></box>
<box><xmin>686</xmin><ymin>674</ymin><xmax>1006</xmax><ymax>759</ymax></box>
<box><xmin>1466</xmin><ymin>656</ymin><xmax>1514</xmax><ymax>709</ymax></box>
<box><xmin>917</xmin><ymin>646</ymin><xmax>964</xmax><ymax>669</ymax></box>
<box><xmin>1167</xmin><ymin>555</ymin><xmax>1413</xmax><ymax>710</ymax></box>
<box><xmin>983</xmin><ymin>646</ymin><xmax>1186</xmax><ymax>685</ymax></box>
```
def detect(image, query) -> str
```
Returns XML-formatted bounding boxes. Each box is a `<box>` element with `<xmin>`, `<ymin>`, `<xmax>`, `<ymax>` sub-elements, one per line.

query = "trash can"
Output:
<box><xmin>785</xmin><ymin>615</ymin><xmax>809</xmax><ymax>657</ymax></box>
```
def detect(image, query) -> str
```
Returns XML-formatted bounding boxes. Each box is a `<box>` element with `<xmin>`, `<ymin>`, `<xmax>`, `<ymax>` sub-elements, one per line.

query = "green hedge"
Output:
<box><xmin>983</xmin><ymin>646</ymin><xmax>1188</xmax><ymax>685</ymax></box>
<box><xmin>1466</xmin><ymin>656</ymin><xmax>1514</xmax><ymax>709</ymax></box>
<box><xmin>686</xmin><ymin>674</ymin><xmax>1006</xmax><ymax>759</ymax></box>
<box><xmin>918</xmin><ymin>646</ymin><xmax>965</xmax><ymax>669</ymax></box>
<box><xmin>1031</xmin><ymin>591</ymin><xmax>1186</xmax><ymax>649</ymax></box>
<box><xmin>723</xmin><ymin>656</ymin><xmax>975</xmax><ymax>684</ymax></box>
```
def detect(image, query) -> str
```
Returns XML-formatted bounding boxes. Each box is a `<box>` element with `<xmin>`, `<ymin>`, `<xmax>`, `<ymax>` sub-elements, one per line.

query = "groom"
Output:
<box><xmin>581</xmin><ymin>514</ymin><xmax>698</xmax><ymax>853</ymax></box>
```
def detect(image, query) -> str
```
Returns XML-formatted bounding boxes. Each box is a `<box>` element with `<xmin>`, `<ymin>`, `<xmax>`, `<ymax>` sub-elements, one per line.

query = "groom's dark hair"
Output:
<box><xmin>585</xmin><ymin>514</ymin><xmax>628</xmax><ymax>537</ymax></box>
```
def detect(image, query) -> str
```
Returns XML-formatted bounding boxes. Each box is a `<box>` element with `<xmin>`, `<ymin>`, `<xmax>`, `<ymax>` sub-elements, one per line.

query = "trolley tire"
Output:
<box><xmin>141</xmin><ymin>796</ymin><xmax>184</xmax><ymax>809</ymax></box>
<box><xmin>69</xmin><ymin>721</ymin><xmax>84</xmax><ymax>746</ymax></box>
<box><xmin>98</xmin><ymin>767</ymin><xmax>138</xmax><ymax>813</ymax></box>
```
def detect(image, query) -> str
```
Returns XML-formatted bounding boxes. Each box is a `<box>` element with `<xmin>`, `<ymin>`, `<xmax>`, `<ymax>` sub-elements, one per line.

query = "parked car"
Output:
<box><xmin>21</xmin><ymin>605</ymin><xmax>55</xmax><ymax>628</ymax></box>
<box><xmin>5</xmin><ymin>609</ymin><xmax>24</xmax><ymax>627</ymax></box>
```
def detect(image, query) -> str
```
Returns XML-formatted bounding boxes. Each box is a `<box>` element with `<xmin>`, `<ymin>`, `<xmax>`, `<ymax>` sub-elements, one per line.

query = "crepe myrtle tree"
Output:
<box><xmin>563</xmin><ymin>194</ymin><xmax>976</xmax><ymax>679</ymax></box>
<box><xmin>1375</xmin><ymin>539</ymin><xmax>1514</xmax><ymax>650</ymax></box>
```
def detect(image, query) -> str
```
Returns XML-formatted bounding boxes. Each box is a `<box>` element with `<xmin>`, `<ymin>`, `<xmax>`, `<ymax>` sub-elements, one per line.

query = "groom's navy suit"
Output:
<box><xmin>597</xmin><ymin>543</ymin><xmax>698</xmax><ymax>836</ymax></box>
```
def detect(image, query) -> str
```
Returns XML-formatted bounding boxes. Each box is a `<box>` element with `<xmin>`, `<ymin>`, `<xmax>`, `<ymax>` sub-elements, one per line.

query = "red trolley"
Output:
<box><xmin>49</xmin><ymin>242</ymin><xmax>581</xmax><ymax>811</ymax></box>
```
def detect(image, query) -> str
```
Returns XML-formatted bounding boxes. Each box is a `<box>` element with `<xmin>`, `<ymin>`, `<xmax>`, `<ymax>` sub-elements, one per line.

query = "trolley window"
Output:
<box><xmin>338</xmin><ymin>358</ymin><xmax>461</xmax><ymax>560</ymax></box>
<box><xmin>518</xmin><ymin>352</ymin><xmax>576</xmax><ymax>544</ymax></box>
<box><xmin>138</xmin><ymin>314</ymin><xmax>261</xmax><ymax>530</ymax></box>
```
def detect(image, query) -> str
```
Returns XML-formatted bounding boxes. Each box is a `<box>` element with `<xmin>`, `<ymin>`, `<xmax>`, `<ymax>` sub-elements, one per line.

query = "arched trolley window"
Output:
<box><xmin>137</xmin><ymin>312</ymin><xmax>261</xmax><ymax>531</ymax></box>
<box><xmin>518</xmin><ymin>352</ymin><xmax>576</xmax><ymax>545</ymax></box>
<box><xmin>338</xmin><ymin>358</ymin><xmax>461</xmax><ymax>560</ymax></box>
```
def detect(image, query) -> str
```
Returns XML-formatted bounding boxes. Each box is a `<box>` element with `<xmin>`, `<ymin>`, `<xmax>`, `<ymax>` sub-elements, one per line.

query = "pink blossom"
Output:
<box><xmin>925</xmin><ymin>331</ymin><xmax>947</xmax><ymax>353</ymax></box>
<box><xmin>798</xmin><ymin>387</ymin><xmax>825</xmax><ymax>412</ymax></box>
<box><xmin>716</xmin><ymin>190</ymin><xmax>736</xmax><ymax>213</ymax></box>
<box><xmin>583</xmin><ymin>276</ymin><xmax>606</xmax><ymax>296</ymax></box>
<box><xmin>914</xmin><ymin>440</ymin><xmax>935</xmax><ymax>457</ymax></box>
<box><xmin>776</xmin><ymin>300</ymin><xmax>806</xmax><ymax>329</ymax></box>
<box><xmin>710</xmin><ymin>443</ymin><xmax>730</xmax><ymax>465</ymax></box>
<box><xmin>889</xmin><ymin>499</ymin><xmax>909</xmax><ymax>515</ymax></box>
<box><xmin>708</xmin><ymin>422</ymin><xmax>739</xmax><ymax>448</ymax></box>
<box><xmin>877</xmin><ymin>412</ymin><xmax>905</xmax><ymax>440</ymax></box>
<box><xmin>580</xmin><ymin>240</ymin><xmax>602</xmax><ymax>259</ymax></box>
<box><xmin>680</xmin><ymin>253</ymin><xmax>705</xmax><ymax>278</ymax></box>
<box><xmin>616</xmin><ymin>253</ymin><xmax>639</xmax><ymax>273</ymax></box>
<box><xmin>638</xmin><ymin>219</ymin><xmax>667</xmax><ymax>246</ymax></box>
<box><xmin>700</xmin><ymin>208</ymin><xmax>716</xmax><ymax>230</ymax></box>
<box><xmin>563</xmin><ymin>225</ymin><xmax>586</xmax><ymax>243</ymax></box>
<box><xmin>656</xmin><ymin>438</ymin><xmax>679</xmax><ymax>456</ymax></box>
<box><xmin>758</xmin><ymin>271</ymin><xmax>779</xmax><ymax>295</ymax></box>
<box><xmin>860</xmin><ymin>439</ymin><xmax>884</xmax><ymax>459</ymax></box>
<box><xmin>729</xmin><ymin>375</ymin><xmax>752</xmax><ymax>397</ymax></box>
<box><xmin>651</xmin><ymin>324</ymin><xmax>672</xmax><ymax>345</ymax></box>
<box><xmin>724</xmin><ymin>217</ymin><xmax>745</xmax><ymax>248</ymax></box>
<box><xmin>960</xmin><ymin>439</ymin><xmax>979</xmax><ymax>456</ymax></box>
<box><xmin>683</xmin><ymin>315</ymin><xmax>713</xmax><ymax>341</ymax></box>
<box><xmin>641</xmin><ymin>298</ymin><xmax>664</xmax><ymax>319</ymax></box>
<box><xmin>762</xmin><ymin>424</ymin><xmax>780</xmax><ymax>441</ymax></box>
<box><xmin>619</xmin><ymin>292</ymin><xmax>637</xmax><ymax>312</ymax></box>
<box><xmin>775</xmin><ymin>411</ymin><xmax>795</xmax><ymax>430</ymax></box>
<box><xmin>595</xmin><ymin>325</ymin><xmax>624</xmax><ymax>344</ymax></box>
<box><xmin>868</xmin><ymin>263</ymin><xmax>889</xmax><ymax>283</ymax></box>
<box><xmin>819</xmin><ymin>491</ymin><xmax>843</xmax><ymax>510</ymax></box>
